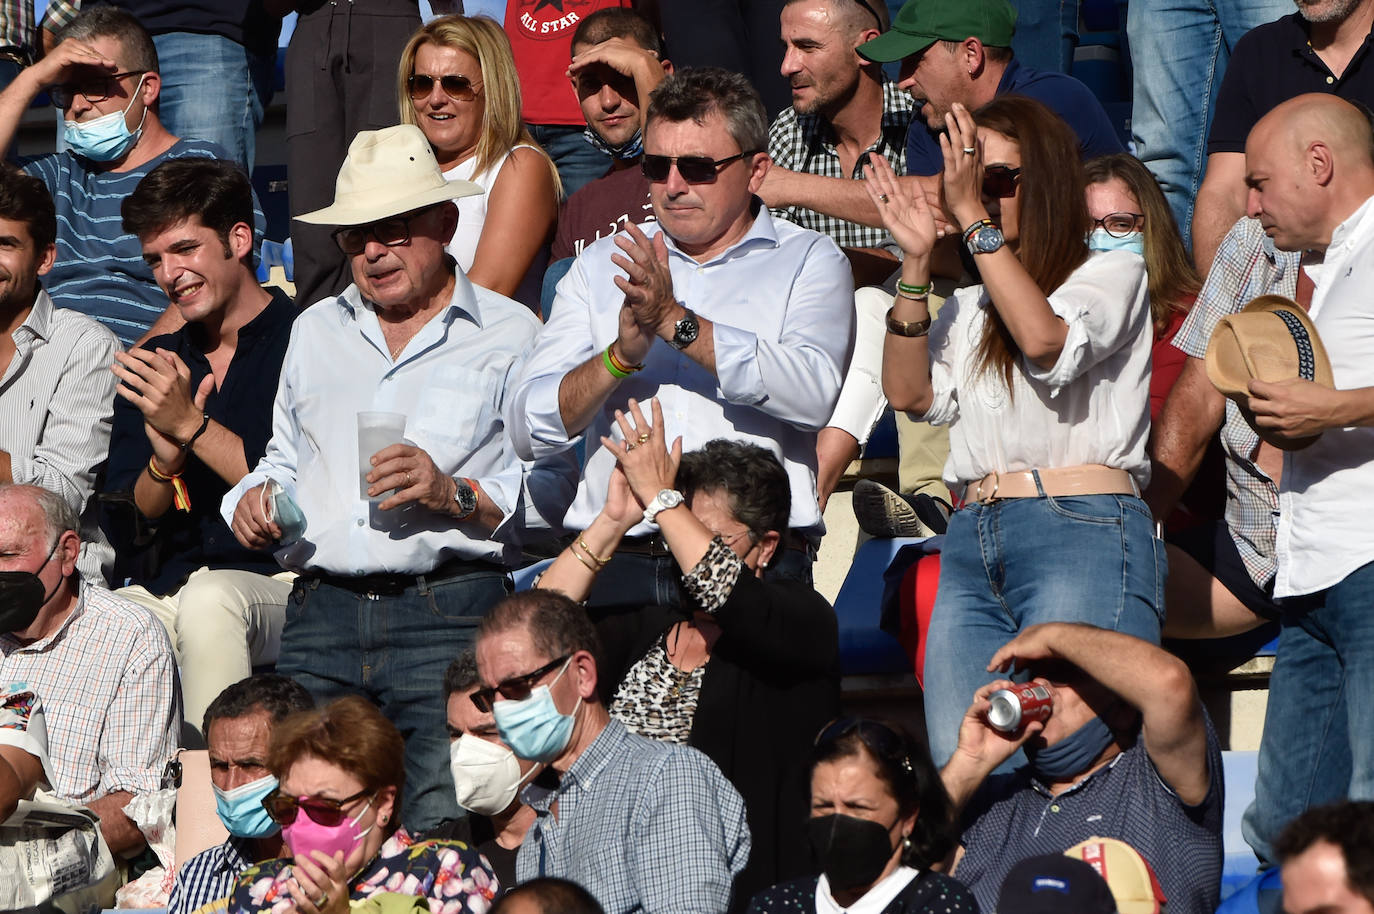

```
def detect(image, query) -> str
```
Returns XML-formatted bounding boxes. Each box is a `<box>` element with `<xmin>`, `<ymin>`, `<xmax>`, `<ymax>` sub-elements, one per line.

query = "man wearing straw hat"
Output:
<box><xmin>1223</xmin><ymin>93</ymin><xmax>1374</xmax><ymax>867</ymax></box>
<box><xmin>220</xmin><ymin>124</ymin><xmax>573</xmax><ymax>832</ymax></box>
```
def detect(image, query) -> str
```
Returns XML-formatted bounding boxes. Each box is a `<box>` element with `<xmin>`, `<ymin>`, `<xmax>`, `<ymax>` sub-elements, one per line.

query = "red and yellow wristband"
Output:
<box><xmin>147</xmin><ymin>455</ymin><xmax>191</xmax><ymax>512</ymax></box>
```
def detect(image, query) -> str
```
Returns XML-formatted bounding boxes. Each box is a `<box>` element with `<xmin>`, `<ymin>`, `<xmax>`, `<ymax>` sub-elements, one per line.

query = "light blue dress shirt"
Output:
<box><xmin>221</xmin><ymin>269</ymin><xmax>575</xmax><ymax>574</ymax></box>
<box><xmin>506</xmin><ymin>205</ymin><xmax>853</xmax><ymax>535</ymax></box>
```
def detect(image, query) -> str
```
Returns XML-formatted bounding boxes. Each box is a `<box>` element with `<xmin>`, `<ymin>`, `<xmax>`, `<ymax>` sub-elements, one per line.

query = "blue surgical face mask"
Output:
<box><xmin>1087</xmin><ymin>228</ymin><xmax>1145</xmax><ymax>257</ymax></box>
<box><xmin>1024</xmin><ymin>714</ymin><xmax>1116</xmax><ymax>781</ymax></box>
<box><xmin>491</xmin><ymin>657</ymin><xmax>581</xmax><ymax>762</ymax></box>
<box><xmin>260</xmin><ymin>479</ymin><xmax>307</xmax><ymax>545</ymax></box>
<box><xmin>212</xmin><ymin>773</ymin><xmax>280</xmax><ymax>838</ymax></box>
<box><xmin>63</xmin><ymin>74</ymin><xmax>148</xmax><ymax>163</ymax></box>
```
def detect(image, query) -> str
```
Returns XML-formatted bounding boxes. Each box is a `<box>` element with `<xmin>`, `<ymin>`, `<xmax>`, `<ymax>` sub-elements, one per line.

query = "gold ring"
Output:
<box><xmin>624</xmin><ymin>442</ymin><xmax>635</xmax><ymax>452</ymax></box>
<box><xmin>405</xmin><ymin>471</ymin><xmax>413</xmax><ymax>486</ymax></box>
<box><xmin>637</xmin><ymin>432</ymin><xmax>651</xmax><ymax>444</ymax></box>
<box><xmin>316</xmin><ymin>893</ymin><xmax>329</xmax><ymax>908</ymax></box>
<box><xmin>878</xmin><ymin>193</ymin><xmax>889</xmax><ymax>203</ymax></box>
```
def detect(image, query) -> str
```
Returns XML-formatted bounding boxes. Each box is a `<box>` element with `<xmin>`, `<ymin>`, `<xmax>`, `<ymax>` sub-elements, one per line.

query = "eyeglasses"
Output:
<box><xmin>407</xmin><ymin>73</ymin><xmax>480</xmax><ymax>102</ymax></box>
<box><xmin>717</xmin><ymin>529</ymin><xmax>757</xmax><ymax>548</ymax></box>
<box><xmin>49</xmin><ymin>70</ymin><xmax>146</xmax><ymax>110</ymax></box>
<box><xmin>331</xmin><ymin>211</ymin><xmax>427</xmax><ymax>255</ymax></box>
<box><xmin>981</xmin><ymin>164</ymin><xmax>1022</xmax><ymax>199</ymax></box>
<box><xmin>470</xmin><ymin>654</ymin><xmax>571</xmax><ymax>713</ymax></box>
<box><xmin>814</xmin><ymin>717</ymin><xmax>915</xmax><ymax>772</ymax></box>
<box><xmin>641</xmin><ymin>150</ymin><xmax>761</xmax><ymax>184</ymax></box>
<box><xmin>1092</xmin><ymin>211</ymin><xmax>1145</xmax><ymax>237</ymax></box>
<box><xmin>262</xmin><ymin>787</ymin><xmax>372</xmax><ymax>827</ymax></box>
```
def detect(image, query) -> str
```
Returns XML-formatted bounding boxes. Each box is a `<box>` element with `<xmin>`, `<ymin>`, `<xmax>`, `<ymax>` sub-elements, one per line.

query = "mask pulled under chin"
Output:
<box><xmin>583</xmin><ymin>126</ymin><xmax>644</xmax><ymax>161</ymax></box>
<box><xmin>1024</xmin><ymin>714</ymin><xmax>1117</xmax><ymax>780</ymax></box>
<box><xmin>807</xmin><ymin>813</ymin><xmax>898</xmax><ymax>891</ymax></box>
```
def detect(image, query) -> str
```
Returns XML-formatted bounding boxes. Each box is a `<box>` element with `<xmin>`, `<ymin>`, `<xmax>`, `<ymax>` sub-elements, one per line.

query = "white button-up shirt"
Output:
<box><xmin>506</xmin><ymin>205</ymin><xmax>853</xmax><ymax>535</ymax></box>
<box><xmin>921</xmin><ymin>250</ymin><xmax>1153</xmax><ymax>489</ymax></box>
<box><xmin>221</xmin><ymin>270</ymin><xmax>575</xmax><ymax>574</ymax></box>
<box><xmin>1275</xmin><ymin>195</ymin><xmax>1374</xmax><ymax>597</ymax></box>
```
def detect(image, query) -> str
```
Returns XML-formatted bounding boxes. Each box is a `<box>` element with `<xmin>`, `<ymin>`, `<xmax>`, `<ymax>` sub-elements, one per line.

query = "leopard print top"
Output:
<box><xmin>609</xmin><ymin>538</ymin><xmax>744</xmax><ymax>743</ymax></box>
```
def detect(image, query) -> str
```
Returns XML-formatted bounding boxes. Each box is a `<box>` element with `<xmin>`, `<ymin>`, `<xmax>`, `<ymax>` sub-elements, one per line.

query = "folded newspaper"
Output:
<box><xmin>0</xmin><ymin>793</ymin><xmax>118</xmax><ymax>913</ymax></box>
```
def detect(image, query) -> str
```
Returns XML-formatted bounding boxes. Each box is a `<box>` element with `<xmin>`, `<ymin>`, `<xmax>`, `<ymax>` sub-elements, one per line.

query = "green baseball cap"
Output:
<box><xmin>857</xmin><ymin>0</ymin><xmax>1018</xmax><ymax>63</ymax></box>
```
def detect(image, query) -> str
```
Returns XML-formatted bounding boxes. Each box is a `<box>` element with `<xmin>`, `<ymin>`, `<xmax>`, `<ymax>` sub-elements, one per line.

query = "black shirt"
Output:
<box><xmin>109</xmin><ymin>1</ymin><xmax>282</xmax><ymax>57</ymax></box>
<box><xmin>1207</xmin><ymin>12</ymin><xmax>1374</xmax><ymax>154</ymax></box>
<box><xmin>106</xmin><ymin>289</ymin><xmax>296</xmax><ymax>595</ymax></box>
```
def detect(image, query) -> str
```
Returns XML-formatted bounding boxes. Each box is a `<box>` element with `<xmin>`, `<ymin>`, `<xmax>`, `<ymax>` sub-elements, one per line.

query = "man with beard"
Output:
<box><xmin>0</xmin><ymin>164</ymin><xmax>118</xmax><ymax>582</ymax></box>
<box><xmin>1190</xmin><ymin>0</ymin><xmax>1374</xmax><ymax>273</ymax></box>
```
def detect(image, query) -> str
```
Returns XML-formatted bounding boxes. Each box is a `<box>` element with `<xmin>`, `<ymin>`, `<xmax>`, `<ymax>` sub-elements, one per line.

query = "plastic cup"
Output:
<box><xmin>357</xmin><ymin>411</ymin><xmax>407</xmax><ymax>501</ymax></box>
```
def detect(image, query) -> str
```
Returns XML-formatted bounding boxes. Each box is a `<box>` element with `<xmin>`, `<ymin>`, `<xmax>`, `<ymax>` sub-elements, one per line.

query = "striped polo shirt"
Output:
<box><xmin>23</xmin><ymin>138</ymin><xmax>264</xmax><ymax>346</ymax></box>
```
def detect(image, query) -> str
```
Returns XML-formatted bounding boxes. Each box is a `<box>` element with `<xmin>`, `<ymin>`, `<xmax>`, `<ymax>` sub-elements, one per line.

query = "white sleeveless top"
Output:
<box><xmin>441</xmin><ymin>143</ymin><xmax>538</xmax><ymax>271</ymax></box>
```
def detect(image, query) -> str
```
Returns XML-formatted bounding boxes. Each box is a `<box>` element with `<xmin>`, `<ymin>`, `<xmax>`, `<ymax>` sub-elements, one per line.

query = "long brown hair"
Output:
<box><xmin>1084</xmin><ymin>153</ymin><xmax>1200</xmax><ymax>336</ymax></box>
<box><xmin>970</xmin><ymin>96</ymin><xmax>1090</xmax><ymax>390</ymax></box>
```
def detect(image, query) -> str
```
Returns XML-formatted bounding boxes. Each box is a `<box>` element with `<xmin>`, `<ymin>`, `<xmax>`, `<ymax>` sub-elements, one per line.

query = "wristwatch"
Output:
<box><xmin>451</xmin><ymin>477</ymin><xmax>478</xmax><ymax>520</ymax></box>
<box><xmin>643</xmin><ymin>488</ymin><xmax>685</xmax><ymax>524</ymax></box>
<box><xmin>667</xmin><ymin>308</ymin><xmax>699</xmax><ymax>350</ymax></box>
<box><xmin>964</xmin><ymin>219</ymin><xmax>1005</xmax><ymax>255</ymax></box>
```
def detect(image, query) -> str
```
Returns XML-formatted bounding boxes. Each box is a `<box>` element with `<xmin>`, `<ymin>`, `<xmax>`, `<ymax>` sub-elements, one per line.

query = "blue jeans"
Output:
<box><xmin>1009</xmin><ymin>0</ymin><xmax>1080</xmax><ymax>74</ymax></box>
<box><xmin>1127</xmin><ymin>0</ymin><xmax>1290</xmax><ymax>248</ymax></box>
<box><xmin>1243</xmin><ymin>561</ymin><xmax>1374</xmax><ymax>866</ymax></box>
<box><xmin>277</xmin><ymin>568</ymin><xmax>511</xmax><ymax>832</ymax></box>
<box><xmin>922</xmin><ymin>492</ymin><xmax>1166</xmax><ymax>766</ymax></box>
<box><xmin>527</xmin><ymin>123</ymin><xmax>611</xmax><ymax>198</ymax></box>
<box><xmin>152</xmin><ymin>32</ymin><xmax>275</xmax><ymax>171</ymax></box>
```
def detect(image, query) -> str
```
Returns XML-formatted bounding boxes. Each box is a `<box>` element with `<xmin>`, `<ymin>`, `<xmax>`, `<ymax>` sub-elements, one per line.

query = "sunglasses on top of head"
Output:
<box><xmin>261</xmin><ymin>787</ymin><xmax>372</xmax><ymax>827</ymax></box>
<box><xmin>407</xmin><ymin>73</ymin><xmax>480</xmax><ymax>102</ymax></box>
<box><xmin>641</xmin><ymin>150</ymin><xmax>763</xmax><ymax>184</ymax></box>
<box><xmin>981</xmin><ymin>164</ymin><xmax>1021</xmax><ymax>199</ymax></box>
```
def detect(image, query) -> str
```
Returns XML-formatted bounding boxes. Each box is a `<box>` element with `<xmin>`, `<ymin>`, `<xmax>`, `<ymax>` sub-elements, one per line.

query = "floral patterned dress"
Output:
<box><xmin>224</xmin><ymin>829</ymin><xmax>498</xmax><ymax>914</ymax></box>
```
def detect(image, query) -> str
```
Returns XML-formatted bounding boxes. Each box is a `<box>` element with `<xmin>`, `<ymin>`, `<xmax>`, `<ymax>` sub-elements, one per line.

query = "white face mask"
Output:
<box><xmin>449</xmin><ymin>734</ymin><xmax>533</xmax><ymax>816</ymax></box>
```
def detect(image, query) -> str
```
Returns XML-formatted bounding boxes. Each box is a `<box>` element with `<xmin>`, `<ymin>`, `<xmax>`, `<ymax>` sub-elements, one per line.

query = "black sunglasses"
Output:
<box><xmin>470</xmin><ymin>654</ymin><xmax>571</xmax><ymax>713</ymax></box>
<box><xmin>262</xmin><ymin>787</ymin><xmax>372</xmax><ymax>827</ymax></box>
<box><xmin>1092</xmin><ymin>211</ymin><xmax>1145</xmax><ymax>238</ymax></box>
<box><xmin>49</xmin><ymin>70</ymin><xmax>145</xmax><ymax>110</ymax></box>
<box><xmin>641</xmin><ymin>150</ymin><xmax>761</xmax><ymax>184</ymax></box>
<box><xmin>331</xmin><ymin>211</ymin><xmax>431</xmax><ymax>256</ymax></box>
<box><xmin>407</xmin><ymin>73</ymin><xmax>480</xmax><ymax>102</ymax></box>
<box><xmin>815</xmin><ymin>716</ymin><xmax>915</xmax><ymax>772</ymax></box>
<box><xmin>982</xmin><ymin>164</ymin><xmax>1022</xmax><ymax>199</ymax></box>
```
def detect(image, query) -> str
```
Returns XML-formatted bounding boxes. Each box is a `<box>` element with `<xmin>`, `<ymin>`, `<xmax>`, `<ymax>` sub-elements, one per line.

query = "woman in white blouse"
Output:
<box><xmin>396</xmin><ymin>16</ymin><xmax>560</xmax><ymax>308</ymax></box>
<box><xmin>867</xmin><ymin>96</ymin><xmax>1163</xmax><ymax>767</ymax></box>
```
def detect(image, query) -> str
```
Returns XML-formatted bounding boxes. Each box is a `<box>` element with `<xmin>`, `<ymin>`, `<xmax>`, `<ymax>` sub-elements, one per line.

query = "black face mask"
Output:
<box><xmin>0</xmin><ymin>538</ymin><xmax>62</xmax><ymax>634</ymax></box>
<box><xmin>807</xmin><ymin>813</ymin><xmax>899</xmax><ymax>891</ymax></box>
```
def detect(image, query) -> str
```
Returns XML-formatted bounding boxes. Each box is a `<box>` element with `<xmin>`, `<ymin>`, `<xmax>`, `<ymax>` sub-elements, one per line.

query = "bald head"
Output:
<box><xmin>1245</xmin><ymin>94</ymin><xmax>1374</xmax><ymax>251</ymax></box>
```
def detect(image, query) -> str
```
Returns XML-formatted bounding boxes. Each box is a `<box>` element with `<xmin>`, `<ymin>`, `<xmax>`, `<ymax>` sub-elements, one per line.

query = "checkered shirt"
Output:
<box><xmin>0</xmin><ymin>581</ymin><xmax>180</xmax><ymax>803</ymax></box>
<box><xmin>1172</xmin><ymin>217</ymin><xmax>1300</xmax><ymax>586</ymax></box>
<box><xmin>516</xmin><ymin>718</ymin><xmax>751</xmax><ymax>914</ymax></box>
<box><xmin>767</xmin><ymin>79</ymin><xmax>913</xmax><ymax>248</ymax></box>
<box><xmin>169</xmin><ymin>835</ymin><xmax>256</xmax><ymax>914</ymax></box>
<box><xmin>0</xmin><ymin>0</ymin><xmax>80</xmax><ymax>50</ymax></box>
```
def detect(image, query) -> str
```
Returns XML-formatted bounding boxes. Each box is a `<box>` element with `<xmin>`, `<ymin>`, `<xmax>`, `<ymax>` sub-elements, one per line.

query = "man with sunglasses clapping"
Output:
<box><xmin>508</xmin><ymin>67</ymin><xmax>852</xmax><ymax>603</ymax></box>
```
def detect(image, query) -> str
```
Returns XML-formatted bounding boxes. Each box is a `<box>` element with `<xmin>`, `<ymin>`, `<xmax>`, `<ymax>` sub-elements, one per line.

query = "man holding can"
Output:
<box><xmin>221</xmin><ymin>124</ymin><xmax>575</xmax><ymax>833</ymax></box>
<box><xmin>938</xmin><ymin>622</ymin><xmax>1222</xmax><ymax>914</ymax></box>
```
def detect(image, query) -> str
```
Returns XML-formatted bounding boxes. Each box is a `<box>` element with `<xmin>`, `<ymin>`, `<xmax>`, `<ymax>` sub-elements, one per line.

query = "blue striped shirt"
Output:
<box><xmin>22</xmin><ymin>139</ymin><xmax>265</xmax><ymax>346</ymax></box>
<box><xmin>169</xmin><ymin>836</ymin><xmax>256</xmax><ymax>914</ymax></box>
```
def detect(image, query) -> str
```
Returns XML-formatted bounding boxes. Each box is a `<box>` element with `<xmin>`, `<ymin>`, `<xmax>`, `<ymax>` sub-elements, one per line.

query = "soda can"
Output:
<box><xmin>986</xmin><ymin>684</ymin><xmax>1053</xmax><ymax>733</ymax></box>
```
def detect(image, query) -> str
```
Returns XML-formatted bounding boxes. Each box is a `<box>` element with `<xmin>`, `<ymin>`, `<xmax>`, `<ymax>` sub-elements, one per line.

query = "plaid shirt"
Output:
<box><xmin>0</xmin><ymin>0</ymin><xmax>79</xmax><ymax>52</ymax></box>
<box><xmin>767</xmin><ymin>79</ymin><xmax>913</xmax><ymax>248</ymax></box>
<box><xmin>1172</xmin><ymin>217</ymin><xmax>1299</xmax><ymax>586</ymax></box>
<box><xmin>169</xmin><ymin>835</ymin><xmax>256</xmax><ymax>914</ymax></box>
<box><xmin>518</xmin><ymin>718</ymin><xmax>751</xmax><ymax>914</ymax></box>
<box><xmin>0</xmin><ymin>582</ymin><xmax>180</xmax><ymax>803</ymax></box>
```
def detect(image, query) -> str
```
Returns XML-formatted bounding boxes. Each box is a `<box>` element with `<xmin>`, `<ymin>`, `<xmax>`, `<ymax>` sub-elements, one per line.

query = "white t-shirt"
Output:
<box><xmin>441</xmin><ymin>144</ymin><xmax>538</xmax><ymax>271</ymax></box>
<box><xmin>816</xmin><ymin>866</ymin><xmax>920</xmax><ymax>913</ymax></box>
<box><xmin>920</xmin><ymin>249</ymin><xmax>1153</xmax><ymax>490</ymax></box>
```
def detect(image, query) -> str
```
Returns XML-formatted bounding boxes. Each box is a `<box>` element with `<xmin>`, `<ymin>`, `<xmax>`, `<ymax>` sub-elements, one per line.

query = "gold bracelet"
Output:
<box><xmin>885</xmin><ymin>307</ymin><xmax>932</xmax><ymax>338</ymax></box>
<box><xmin>577</xmin><ymin>537</ymin><xmax>612</xmax><ymax>567</ymax></box>
<box><xmin>570</xmin><ymin>542</ymin><xmax>600</xmax><ymax>574</ymax></box>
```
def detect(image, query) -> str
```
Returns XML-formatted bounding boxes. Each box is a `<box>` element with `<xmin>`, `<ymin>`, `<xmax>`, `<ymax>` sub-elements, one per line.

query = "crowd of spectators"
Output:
<box><xmin>2</xmin><ymin>0</ymin><xmax>1374</xmax><ymax>911</ymax></box>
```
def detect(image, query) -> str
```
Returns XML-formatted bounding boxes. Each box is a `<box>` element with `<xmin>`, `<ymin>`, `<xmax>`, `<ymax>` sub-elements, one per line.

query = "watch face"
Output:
<box><xmin>671</xmin><ymin>313</ymin><xmax>699</xmax><ymax>349</ymax></box>
<box><xmin>971</xmin><ymin>226</ymin><xmax>1004</xmax><ymax>254</ymax></box>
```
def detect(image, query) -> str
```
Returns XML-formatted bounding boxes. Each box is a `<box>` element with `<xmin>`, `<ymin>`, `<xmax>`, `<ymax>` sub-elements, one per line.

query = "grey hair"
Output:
<box><xmin>0</xmin><ymin>484</ymin><xmax>78</xmax><ymax>544</ymax></box>
<box><xmin>58</xmin><ymin>6</ymin><xmax>159</xmax><ymax>73</ymax></box>
<box><xmin>646</xmin><ymin>67</ymin><xmax>768</xmax><ymax>155</ymax></box>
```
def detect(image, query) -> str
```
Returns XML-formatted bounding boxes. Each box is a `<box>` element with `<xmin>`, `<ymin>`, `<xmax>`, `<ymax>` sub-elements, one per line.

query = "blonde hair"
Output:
<box><xmin>396</xmin><ymin>15</ymin><xmax>562</xmax><ymax>194</ymax></box>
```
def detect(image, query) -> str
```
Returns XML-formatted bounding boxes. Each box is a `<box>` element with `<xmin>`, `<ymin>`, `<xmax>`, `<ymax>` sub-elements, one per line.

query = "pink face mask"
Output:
<box><xmin>281</xmin><ymin>794</ymin><xmax>374</xmax><ymax>865</ymax></box>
